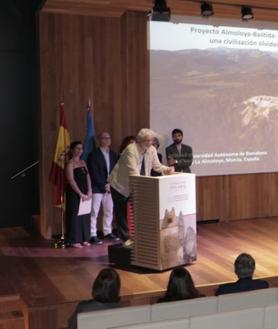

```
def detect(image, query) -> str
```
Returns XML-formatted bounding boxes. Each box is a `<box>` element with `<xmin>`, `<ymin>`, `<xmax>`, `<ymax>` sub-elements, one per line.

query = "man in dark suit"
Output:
<box><xmin>87</xmin><ymin>132</ymin><xmax>119</xmax><ymax>244</ymax></box>
<box><xmin>165</xmin><ymin>128</ymin><xmax>193</xmax><ymax>173</ymax></box>
<box><xmin>215</xmin><ymin>253</ymin><xmax>269</xmax><ymax>295</ymax></box>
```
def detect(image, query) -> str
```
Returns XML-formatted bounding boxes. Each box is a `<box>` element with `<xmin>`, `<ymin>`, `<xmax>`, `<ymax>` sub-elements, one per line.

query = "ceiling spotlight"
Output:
<box><xmin>151</xmin><ymin>0</ymin><xmax>171</xmax><ymax>22</ymax></box>
<box><xmin>241</xmin><ymin>6</ymin><xmax>254</xmax><ymax>21</ymax></box>
<box><xmin>201</xmin><ymin>2</ymin><xmax>214</xmax><ymax>17</ymax></box>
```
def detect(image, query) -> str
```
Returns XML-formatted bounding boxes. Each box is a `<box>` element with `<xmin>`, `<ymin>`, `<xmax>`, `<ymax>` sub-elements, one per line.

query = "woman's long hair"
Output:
<box><xmin>119</xmin><ymin>136</ymin><xmax>136</xmax><ymax>154</ymax></box>
<box><xmin>163</xmin><ymin>266</ymin><xmax>201</xmax><ymax>302</ymax></box>
<box><xmin>69</xmin><ymin>140</ymin><xmax>83</xmax><ymax>159</ymax></box>
<box><xmin>92</xmin><ymin>268</ymin><xmax>121</xmax><ymax>303</ymax></box>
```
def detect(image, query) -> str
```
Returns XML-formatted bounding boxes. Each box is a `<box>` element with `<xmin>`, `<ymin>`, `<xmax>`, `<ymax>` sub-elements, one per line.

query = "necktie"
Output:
<box><xmin>140</xmin><ymin>156</ymin><xmax>145</xmax><ymax>176</ymax></box>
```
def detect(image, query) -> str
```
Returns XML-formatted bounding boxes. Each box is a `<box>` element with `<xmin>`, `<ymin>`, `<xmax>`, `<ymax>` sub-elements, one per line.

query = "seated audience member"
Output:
<box><xmin>68</xmin><ymin>268</ymin><xmax>121</xmax><ymax>329</ymax></box>
<box><xmin>215</xmin><ymin>253</ymin><xmax>269</xmax><ymax>296</ymax></box>
<box><xmin>158</xmin><ymin>266</ymin><xmax>203</xmax><ymax>303</ymax></box>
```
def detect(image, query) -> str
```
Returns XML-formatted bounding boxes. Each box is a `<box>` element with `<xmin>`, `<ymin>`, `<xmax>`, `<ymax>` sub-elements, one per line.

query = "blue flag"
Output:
<box><xmin>81</xmin><ymin>109</ymin><xmax>96</xmax><ymax>160</ymax></box>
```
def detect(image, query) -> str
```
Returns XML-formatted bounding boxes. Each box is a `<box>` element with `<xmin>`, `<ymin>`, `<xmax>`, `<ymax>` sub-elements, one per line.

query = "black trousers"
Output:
<box><xmin>111</xmin><ymin>187</ymin><xmax>129</xmax><ymax>242</ymax></box>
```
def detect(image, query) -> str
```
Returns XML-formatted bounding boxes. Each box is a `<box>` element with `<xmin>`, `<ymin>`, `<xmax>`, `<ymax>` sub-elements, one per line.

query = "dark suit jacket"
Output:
<box><xmin>215</xmin><ymin>277</ymin><xmax>269</xmax><ymax>296</ymax></box>
<box><xmin>165</xmin><ymin>143</ymin><xmax>193</xmax><ymax>173</ymax></box>
<box><xmin>87</xmin><ymin>148</ymin><xmax>118</xmax><ymax>193</ymax></box>
<box><xmin>68</xmin><ymin>299</ymin><xmax>120</xmax><ymax>329</ymax></box>
<box><xmin>151</xmin><ymin>152</ymin><xmax>163</xmax><ymax>177</ymax></box>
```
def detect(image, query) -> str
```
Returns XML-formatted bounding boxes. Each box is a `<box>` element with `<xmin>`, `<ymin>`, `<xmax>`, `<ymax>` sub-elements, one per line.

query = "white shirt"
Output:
<box><xmin>100</xmin><ymin>147</ymin><xmax>110</xmax><ymax>176</ymax></box>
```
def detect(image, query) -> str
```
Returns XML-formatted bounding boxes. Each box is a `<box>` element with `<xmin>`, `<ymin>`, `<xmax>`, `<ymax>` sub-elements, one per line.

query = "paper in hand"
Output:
<box><xmin>78</xmin><ymin>198</ymin><xmax>92</xmax><ymax>216</ymax></box>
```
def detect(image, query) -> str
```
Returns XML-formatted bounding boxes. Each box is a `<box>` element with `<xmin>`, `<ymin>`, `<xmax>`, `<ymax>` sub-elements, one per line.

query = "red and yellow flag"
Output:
<box><xmin>49</xmin><ymin>102</ymin><xmax>71</xmax><ymax>206</ymax></box>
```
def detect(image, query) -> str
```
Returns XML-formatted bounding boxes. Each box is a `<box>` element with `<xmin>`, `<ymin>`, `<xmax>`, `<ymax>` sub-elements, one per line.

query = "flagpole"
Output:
<box><xmin>61</xmin><ymin>193</ymin><xmax>65</xmax><ymax>240</ymax></box>
<box><xmin>50</xmin><ymin>101</ymin><xmax>71</xmax><ymax>249</ymax></box>
<box><xmin>54</xmin><ymin>193</ymin><xmax>67</xmax><ymax>248</ymax></box>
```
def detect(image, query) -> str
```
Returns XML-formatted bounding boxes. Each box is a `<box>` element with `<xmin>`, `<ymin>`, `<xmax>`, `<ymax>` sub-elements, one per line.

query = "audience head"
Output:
<box><xmin>119</xmin><ymin>135</ymin><xmax>136</xmax><ymax>153</ymax></box>
<box><xmin>164</xmin><ymin>266</ymin><xmax>200</xmax><ymax>301</ymax></box>
<box><xmin>136</xmin><ymin>128</ymin><xmax>156</xmax><ymax>151</ymax></box>
<box><xmin>92</xmin><ymin>268</ymin><xmax>121</xmax><ymax>303</ymax></box>
<box><xmin>234</xmin><ymin>253</ymin><xmax>255</xmax><ymax>279</ymax></box>
<box><xmin>98</xmin><ymin>131</ymin><xmax>111</xmax><ymax>149</ymax></box>
<box><xmin>171</xmin><ymin>128</ymin><xmax>183</xmax><ymax>145</ymax></box>
<box><xmin>69</xmin><ymin>141</ymin><xmax>83</xmax><ymax>159</ymax></box>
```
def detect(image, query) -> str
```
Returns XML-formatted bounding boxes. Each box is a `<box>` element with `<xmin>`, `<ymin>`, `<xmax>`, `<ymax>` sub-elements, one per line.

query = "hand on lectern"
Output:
<box><xmin>165</xmin><ymin>166</ymin><xmax>175</xmax><ymax>175</ymax></box>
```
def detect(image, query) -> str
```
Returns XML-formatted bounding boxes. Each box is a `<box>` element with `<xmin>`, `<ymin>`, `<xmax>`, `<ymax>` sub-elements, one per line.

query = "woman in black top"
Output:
<box><xmin>158</xmin><ymin>266</ymin><xmax>203</xmax><ymax>303</ymax></box>
<box><xmin>68</xmin><ymin>268</ymin><xmax>121</xmax><ymax>329</ymax></box>
<box><xmin>65</xmin><ymin>141</ymin><xmax>92</xmax><ymax>248</ymax></box>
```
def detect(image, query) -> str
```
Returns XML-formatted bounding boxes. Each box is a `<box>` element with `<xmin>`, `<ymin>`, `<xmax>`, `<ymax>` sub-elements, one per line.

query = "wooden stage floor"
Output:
<box><xmin>1</xmin><ymin>217</ymin><xmax>278</xmax><ymax>329</ymax></box>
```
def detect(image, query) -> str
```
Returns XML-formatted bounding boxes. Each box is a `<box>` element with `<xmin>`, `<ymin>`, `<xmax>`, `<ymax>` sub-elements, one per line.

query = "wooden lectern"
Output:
<box><xmin>129</xmin><ymin>173</ymin><xmax>196</xmax><ymax>271</ymax></box>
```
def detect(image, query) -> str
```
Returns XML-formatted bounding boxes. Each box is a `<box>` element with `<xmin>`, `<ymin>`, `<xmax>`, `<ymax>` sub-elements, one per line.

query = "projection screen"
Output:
<box><xmin>149</xmin><ymin>17</ymin><xmax>278</xmax><ymax>176</ymax></box>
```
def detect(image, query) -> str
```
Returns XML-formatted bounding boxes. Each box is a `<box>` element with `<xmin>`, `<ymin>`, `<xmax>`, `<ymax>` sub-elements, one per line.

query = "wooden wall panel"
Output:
<box><xmin>196</xmin><ymin>173</ymin><xmax>278</xmax><ymax>222</ymax></box>
<box><xmin>222</xmin><ymin>173</ymin><xmax>278</xmax><ymax>221</ymax></box>
<box><xmin>123</xmin><ymin>12</ymin><xmax>150</xmax><ymax>130</ymax></box>
<box><xmin>39</xmin><ymin>12</ymin><xmax>149</xmax><ymax>237</ymax></box>
<box><xmin>40</xmin><ymin>13</ymin><xmax>96</xmax><ymax>237</ymax></box>
<box><xmin>196</xmin><ymin>176</ymin><xmax>224</xmax><ymax>221</ymax></box>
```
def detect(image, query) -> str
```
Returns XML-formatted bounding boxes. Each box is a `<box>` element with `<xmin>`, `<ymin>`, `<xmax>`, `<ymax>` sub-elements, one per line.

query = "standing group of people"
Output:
<box><xmin>65</xmin><ymin>131</ymin><xmax>119</xmax><ymax>248</ymax></box>
<box><xmin>65</xmin><ymin>128</ymin><xmax>193</xmax><ymax>248</ymax></box>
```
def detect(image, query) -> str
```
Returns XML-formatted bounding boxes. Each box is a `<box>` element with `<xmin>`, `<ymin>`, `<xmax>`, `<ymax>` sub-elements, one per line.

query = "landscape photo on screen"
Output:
<box><xmin>149</xmin><ymin>17</ymin><xmax>278</xmax><ymax>176</ymax></box>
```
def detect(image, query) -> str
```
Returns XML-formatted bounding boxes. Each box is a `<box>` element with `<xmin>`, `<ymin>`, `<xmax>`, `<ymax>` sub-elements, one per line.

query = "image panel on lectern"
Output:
<box><xmin>159</xmin><ymin>174</ymin><xmax>196</xmax><ymax>268</ymax></box>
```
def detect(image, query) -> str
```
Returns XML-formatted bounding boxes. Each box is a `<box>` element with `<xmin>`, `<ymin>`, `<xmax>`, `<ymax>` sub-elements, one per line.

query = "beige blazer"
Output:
<box><xmin>108</xmin><ymin>143</ymin><xmax>168</xmax><ymax>197</ymax></box>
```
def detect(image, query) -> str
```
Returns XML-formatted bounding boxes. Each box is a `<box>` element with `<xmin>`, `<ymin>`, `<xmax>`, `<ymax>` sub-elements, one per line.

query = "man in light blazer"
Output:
<box><xmin>166</xmin><ymin>128</ymin><xmax>193</xmax><ymax>173</ymax></box>
<box><xmin>108</xmin><ymin>128</ymin><xmax>174</xmax><ymax>247</ymax></box>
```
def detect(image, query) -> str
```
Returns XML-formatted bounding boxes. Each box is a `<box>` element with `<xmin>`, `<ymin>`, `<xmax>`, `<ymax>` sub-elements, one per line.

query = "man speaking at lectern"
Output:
<box><xmin>109</xmin><ymin>128</ymin><xmax>174</xmax><ymax>247</ymax></box>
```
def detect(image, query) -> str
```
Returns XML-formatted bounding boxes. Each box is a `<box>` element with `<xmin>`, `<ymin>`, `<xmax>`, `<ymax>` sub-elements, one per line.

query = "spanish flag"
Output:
<box><xmin>49</xmin><ymin>102</ymin><xmax>71</xmax><ymax>206</ymax></box>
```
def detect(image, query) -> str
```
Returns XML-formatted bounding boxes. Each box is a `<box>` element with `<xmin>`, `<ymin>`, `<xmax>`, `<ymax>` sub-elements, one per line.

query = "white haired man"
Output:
<box><xmin>108</xmin><ymin>128</ymin><xmax>174</xmax><ymax>247</ymax></box>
